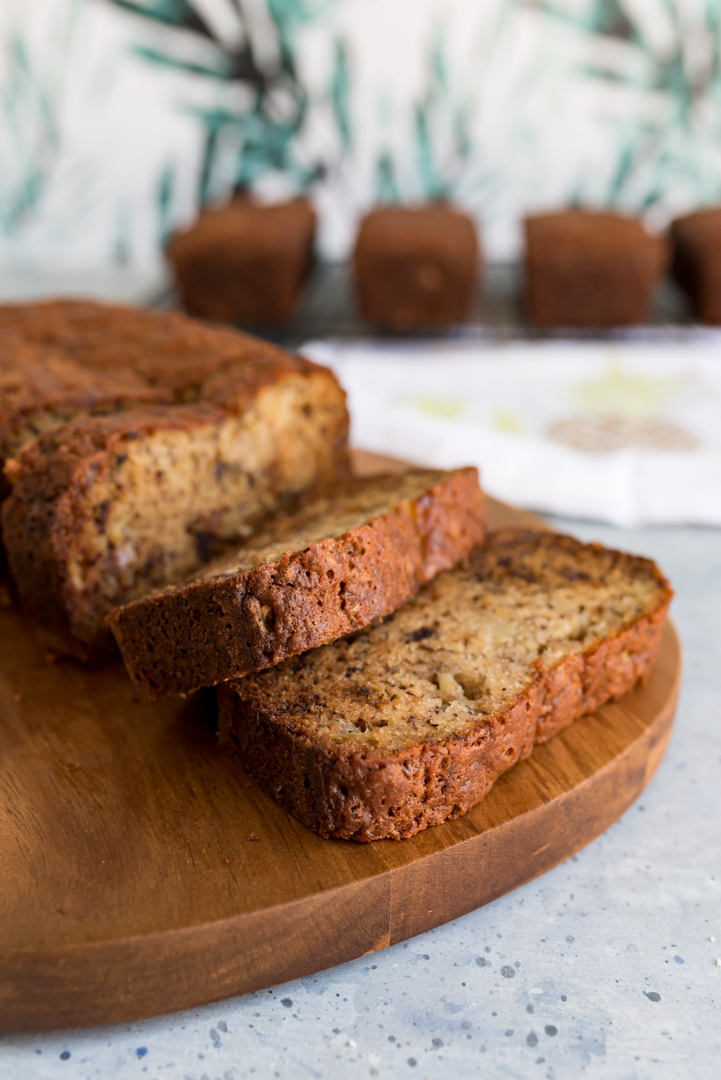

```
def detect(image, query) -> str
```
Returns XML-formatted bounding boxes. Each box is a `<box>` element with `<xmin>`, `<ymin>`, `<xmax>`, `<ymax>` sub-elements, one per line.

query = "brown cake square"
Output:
<box><xmin>167</xmin><ymin>197</ymin><xmax>316</xmax><ymax>324</ymax></box>
<box><xmin>353</xmin><ymin>205</ymin><xmax>480</xmax><ymax>330</ymax></box>
<box><xmin>524</xmin><ymin>211</ymin><xmax>667</xmax><ymax>329</ymax></box>
<box><xmin>670</xmin><ymin>207</ymin><xmax>721</xmax><ymax>323</ymax></box>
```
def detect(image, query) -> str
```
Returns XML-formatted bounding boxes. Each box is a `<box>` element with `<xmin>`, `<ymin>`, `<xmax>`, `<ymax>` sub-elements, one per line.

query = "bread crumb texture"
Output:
<box><xmin>107</xmin><ymin>467</ymin><xmax>485</xmax><ymax>698</ymax></box>
<box><xmin>219</xmin><ymin>529</ymin><xmax>672</xmax><ymax>841</ymax></box>
<box><xmin>0</xmin><ymin>301</ymin><xmax>349</xmax><ymax>660</ymax></box>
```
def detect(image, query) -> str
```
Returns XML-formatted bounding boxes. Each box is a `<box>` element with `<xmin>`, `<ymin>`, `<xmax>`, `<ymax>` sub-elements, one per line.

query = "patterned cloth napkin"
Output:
<box><xmin>304</xmin><ymin>338</ymin><xmax>721</xmax><ymax>527</ymax></box>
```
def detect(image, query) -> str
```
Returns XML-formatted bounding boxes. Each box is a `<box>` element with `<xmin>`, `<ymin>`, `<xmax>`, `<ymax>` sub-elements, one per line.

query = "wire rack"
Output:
<box><xmin>244</xmin><ymin>262</ymin><xmax>694</xmax><ymax>350</ymax></box>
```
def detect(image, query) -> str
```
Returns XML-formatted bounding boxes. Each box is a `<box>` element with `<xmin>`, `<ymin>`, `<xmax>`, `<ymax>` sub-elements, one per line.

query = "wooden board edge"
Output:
<box><xmin>0</xmin><ymin>623</ymin><xmax>681</xmax><ymax>1032</ymax></box>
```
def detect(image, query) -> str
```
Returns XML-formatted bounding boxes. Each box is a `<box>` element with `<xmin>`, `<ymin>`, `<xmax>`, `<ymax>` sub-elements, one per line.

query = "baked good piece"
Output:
<box><xmin>2</xmin><ymin>362</ymin><xmax>348</xmax><ymax>661</ymax></box>
<box><xmin>218</xmin><ymin>529</ymin><xmax>672</xmax><ymax>842</ymax></box>
<box><xmin>167</xmin><ymin>197</ymin><xmax>316</xmax><ymax>324</ymax></box>
<box><xmin>353</xmin><ymin>205</ymin><xmax>480</xmax><ymax>330</ymax></box>
<box><xmin>107</xmin><ymin>467</ymin><xmax>485</xmax><ymax>698</ymax></box>
<box><xmin>0</xmin><ymin>299</ymin><xmax>349</xmax><ymax>659</ymax></box>
<box><xmin>670</xmin><ymin>207</ymin><xmax>721</xmax><ymax>323</ymax></box>
<box><xmin>524</xmin><ymin>211</ymin><xmax>667</xmax><ymax>328</ymax></box>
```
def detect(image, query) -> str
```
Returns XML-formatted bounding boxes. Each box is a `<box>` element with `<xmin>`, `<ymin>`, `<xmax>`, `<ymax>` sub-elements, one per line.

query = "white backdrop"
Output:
<box><xmin>1</xmin><ymin>0</ymin><xmax>721</xmax><ymax>279</ymax></box>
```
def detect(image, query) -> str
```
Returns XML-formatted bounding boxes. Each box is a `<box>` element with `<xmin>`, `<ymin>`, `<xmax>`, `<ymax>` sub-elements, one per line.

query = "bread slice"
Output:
<box><xmin>107</xmin><ymin>467</ymin><xmax>485</xmax><ymax>698</ymax></box>
<box><xmin>2</xmin><ymin>376</ymin><xmax>348</xmax><ymax>662</ymax></box>
<box><xmin>218</xmin><ymin>529</ymin><xmax>672</xmax><ymax>842</ymax></box>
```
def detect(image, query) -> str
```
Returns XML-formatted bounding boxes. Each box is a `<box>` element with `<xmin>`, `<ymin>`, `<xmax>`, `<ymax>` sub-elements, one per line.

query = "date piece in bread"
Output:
<box><xmin>107</xmin><ymin>468</ymin><xmax>485</xmax><ymax>698</ymax></box>
<box><xmin>218</xmin><ymin>529</ymin><xmax>672</xmax><ymax>842</ymax></box>
<box><xmin>2</xmin><ymin>366</ymin><xmax>348</xmax><ymax>662</ymax></box>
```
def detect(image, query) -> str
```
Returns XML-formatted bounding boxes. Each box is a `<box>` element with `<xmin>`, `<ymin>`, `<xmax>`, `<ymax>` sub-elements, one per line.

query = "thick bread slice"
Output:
<box><xmin>107</xmin><ymin>467</ymin><xmax>485</xmax><ymax>698</ymax></box>
<box><xmin>218</xmin><ymin>529</ymin><xmax>672</xmax><ymax>842</ymax></box>
<box><xmin>2</xmin><ymin>369</ymin><xmax>348</xmax><ymax>662</ymax></box>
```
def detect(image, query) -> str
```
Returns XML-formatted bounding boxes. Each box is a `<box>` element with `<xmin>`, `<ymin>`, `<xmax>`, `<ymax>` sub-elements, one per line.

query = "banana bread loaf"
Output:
<box><xmin>3</xmin><ymin>359</ymin><xmax>348</xmax><ymax>661</ymax></box>
<box><xmin>218</xmin><ymin>529</ymin><xmax>672</xmax><ymax>842</ymax></box>
<box><xmin>107</xmin><ymin>467</ymin><xmax>485</xmax><ymax>698</ymax></box>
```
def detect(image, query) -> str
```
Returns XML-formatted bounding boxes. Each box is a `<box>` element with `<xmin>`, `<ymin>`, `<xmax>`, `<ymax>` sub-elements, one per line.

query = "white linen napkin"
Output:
<box><xmin>303</xmin><ymin>338</ymin><xmax>721</xmax><ymax>527</ymax></box>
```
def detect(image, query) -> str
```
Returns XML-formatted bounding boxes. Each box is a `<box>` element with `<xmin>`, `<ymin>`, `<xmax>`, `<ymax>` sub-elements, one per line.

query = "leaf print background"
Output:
<box><xmin>1</xmin><ymin>0</ymin><xmax>721</xmax><ymax>272</ymax></box>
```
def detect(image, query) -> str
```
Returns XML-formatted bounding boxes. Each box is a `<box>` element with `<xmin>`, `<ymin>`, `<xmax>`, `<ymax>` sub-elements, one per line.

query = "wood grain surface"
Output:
<box><xmin>0</xmin><ymin>450</ymin><xmax>681</xmax><ymax>1031</ymax></box>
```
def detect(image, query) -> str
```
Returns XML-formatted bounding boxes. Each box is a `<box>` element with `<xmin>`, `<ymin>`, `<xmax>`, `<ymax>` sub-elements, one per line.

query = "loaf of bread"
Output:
<box><xmin>107</xmin><ymin>467</ymin><xmax>485</xmax><ymax>698</ymax></box>
<box><xmin>3</xmin><ymin>368</ymin><xmax>348</xmax><ymax>661</ymax></box>
<box><xmin>218</xmin><ymin>529</ymin><xmax>672</xmax><ymax>842</ymax></box>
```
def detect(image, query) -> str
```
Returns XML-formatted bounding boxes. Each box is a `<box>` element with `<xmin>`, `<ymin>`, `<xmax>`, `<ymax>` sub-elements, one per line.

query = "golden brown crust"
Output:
<box><xmin>218</xmin><ymin>529</ymin><xmax>672</xmax><ymax>842</ymax></box>
<box><xmin>107</xmin><ymin>468</ymin><xmax>486</xmax><ymax>698</ymax></box>
<box><xmin>0</xmin><ymin>298</ymin><xmax>323</xmax><ymax>401</ymax></box>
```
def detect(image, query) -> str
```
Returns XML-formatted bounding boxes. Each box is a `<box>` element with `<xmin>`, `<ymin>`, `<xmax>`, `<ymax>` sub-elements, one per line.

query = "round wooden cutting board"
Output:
<box><xmin>0</xmin><ymin>451</ymin><xmax>681</xmax><ymax>1031</ymax></box>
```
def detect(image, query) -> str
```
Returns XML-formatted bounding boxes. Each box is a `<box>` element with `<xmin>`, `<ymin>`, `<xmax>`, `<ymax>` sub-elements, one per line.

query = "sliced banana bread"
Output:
<box><xmin>0</xmin><ymin>299</ymin><xmax>349</xmax><ymax>659</ymax></box>
<box><xmin>107</xmin><ymin>467</ymin><xmax>485</xmax><ymax>698</ymax></box>
<box><xmin>2</xmin><ymin>379</ymin><xmax>348</xmax><ymax>662</ymax></box>
<box><xmin>218</xmin><ymin>529</ymin><xmax>672</xmax><ymax>842</ymax></box>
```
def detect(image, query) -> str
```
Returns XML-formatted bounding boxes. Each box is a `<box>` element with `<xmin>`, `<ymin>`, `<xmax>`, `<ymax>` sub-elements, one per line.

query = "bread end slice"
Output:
<box><xmin>218</xmin><ymin>529</ymin><xmax>672</xmax><ymax>842</ymax></box>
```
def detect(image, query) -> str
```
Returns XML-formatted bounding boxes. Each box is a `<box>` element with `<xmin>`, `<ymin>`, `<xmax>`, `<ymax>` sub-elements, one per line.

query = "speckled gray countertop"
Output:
<box><xmin>2</xmin><ymin>517</ymin><xmax>719</xmax><ymax>1080</ymax></box>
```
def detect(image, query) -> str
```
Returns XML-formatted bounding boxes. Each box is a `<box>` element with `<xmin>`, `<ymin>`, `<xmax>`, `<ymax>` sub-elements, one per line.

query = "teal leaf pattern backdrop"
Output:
<box><xmin>1</xmin><ymin>0</ymin><xmax>721</xmax><ymax>271</ymax></box>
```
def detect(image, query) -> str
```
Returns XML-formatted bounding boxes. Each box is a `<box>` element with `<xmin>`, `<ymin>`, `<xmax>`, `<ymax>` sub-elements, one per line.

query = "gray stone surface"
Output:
<box><xmin>2</xmin><ymin>518</ymin><xmax>719</xmax><ymax>1080</ymax></box>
